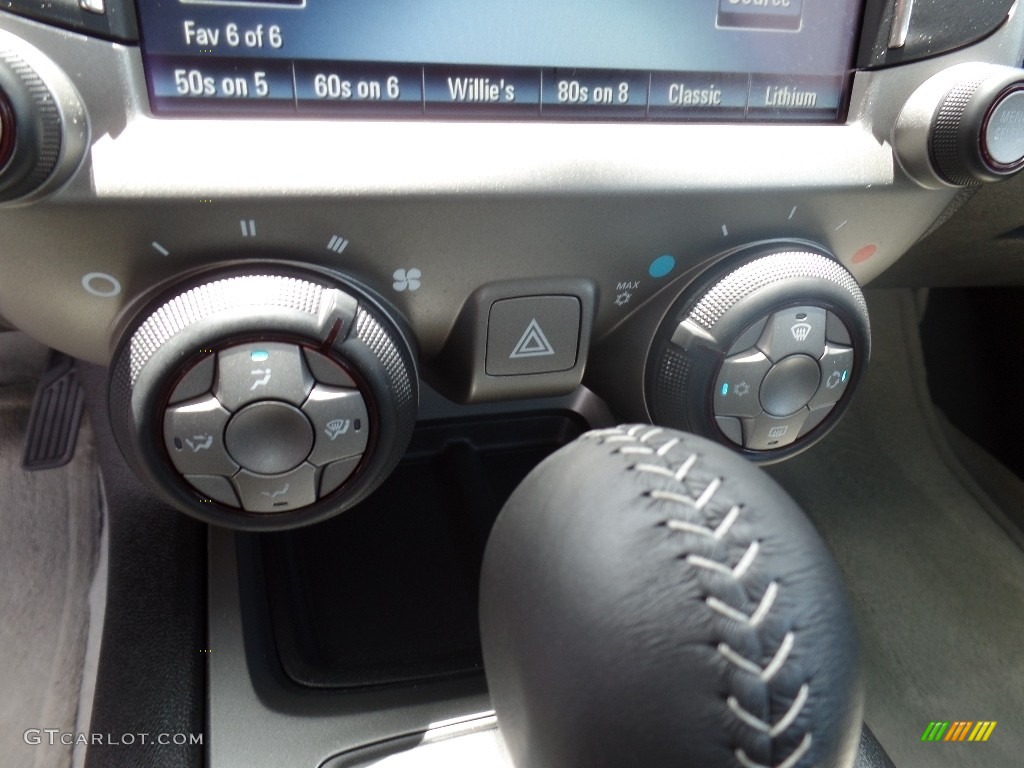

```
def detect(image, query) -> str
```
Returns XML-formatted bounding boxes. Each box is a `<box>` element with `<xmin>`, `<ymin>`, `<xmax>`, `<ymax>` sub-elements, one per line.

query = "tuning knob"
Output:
<box><xmin>895</xmin><ymin>63</ymin><xmax>1024</xmax><ymax>188</ymax></box>
<box><xmin>108</xmin><ymin>270</ymin><xmax>419</xmax><ymax>531</ymax></box>
<box><xmin>646</xmin><ymin>245</ymin><xmax>870</xmax><ymax>462</ymax></box>
<box><xmin>0</xmin><ymin>29</ymin><xmax>87</xmax><ymax>204</ymax></box>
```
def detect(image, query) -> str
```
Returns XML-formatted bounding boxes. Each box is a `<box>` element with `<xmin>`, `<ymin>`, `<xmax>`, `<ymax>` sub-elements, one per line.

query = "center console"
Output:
<box><xmin>1</xmin><ymin>0</ymin><xmax>1023</xmax><ymax>765</ymax></box>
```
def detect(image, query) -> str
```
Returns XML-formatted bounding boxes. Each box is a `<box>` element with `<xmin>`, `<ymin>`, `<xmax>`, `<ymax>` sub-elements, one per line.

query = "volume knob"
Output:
<box><xmin>0</xmin><ymin>30</ymin><xmax>87</xmax><ymax>203</ymax></box>
<box><xmin>895</xmin><ymin>63</ymin><xmax>1024</xmax><ymax>188</ymax></box>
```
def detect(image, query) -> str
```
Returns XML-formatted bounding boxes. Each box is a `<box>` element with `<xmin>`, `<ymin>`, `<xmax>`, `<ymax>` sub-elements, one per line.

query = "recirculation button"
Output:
<box><xmin>809</xmin><ymin>345</ymin><xmax>854</xmax><ymax>409</ymax></box>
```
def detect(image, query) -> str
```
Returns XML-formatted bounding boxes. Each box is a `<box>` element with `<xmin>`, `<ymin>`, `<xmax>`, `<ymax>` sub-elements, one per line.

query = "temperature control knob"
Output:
<box><xmin>0</xmin><ymin>30</ymin><xmax>88</xmax><ymax>203</ymax></box>
<box><xmin>895</xmin><ymin>63</ymin><xmax>1024</xmax><ymax>188</ymax></box>
<box><xmin>646</xmin><ymin>245</ymin><xmax>870</xmax><ymax>462</ymax></box>
<box><xmin>109</xmin><ymin>270</ymin><xmax>418</xmax><ymax>531</ymax></box>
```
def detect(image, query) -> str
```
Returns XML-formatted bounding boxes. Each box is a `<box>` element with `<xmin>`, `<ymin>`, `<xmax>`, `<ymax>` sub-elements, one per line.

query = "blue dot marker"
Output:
<box><xmin>250</xmin><ymin>349</ymin><xmax>270</xmax><ymax>362</ymax></box>
<box><xmin>721</xmin><ymin>382</ymin><xmax>729</xmax><ymax>396</ymax></box>
<box><xmin>842</xmin><ymin>370</ymin><xmax>848</xmax><ymax>383</ymax></box>
<box><xmin>649</xmin><ymin>254</ymin><xmax>676</xmax><ymax>279</ymax></box>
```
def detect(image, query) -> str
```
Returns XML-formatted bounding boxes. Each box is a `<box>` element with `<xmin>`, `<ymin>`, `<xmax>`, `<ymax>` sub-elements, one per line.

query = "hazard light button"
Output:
<box><xmin>485</xmin><ymin>296</ymin><xmax>582</xmax><ymax>376</ymax></box>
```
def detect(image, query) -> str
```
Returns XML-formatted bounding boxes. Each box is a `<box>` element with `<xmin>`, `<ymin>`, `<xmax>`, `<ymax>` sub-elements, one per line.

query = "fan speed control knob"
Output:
<box><xmin>109</xmin><ymin>271</ymin><xmax>418</xmax><ymax>531</ymax></box>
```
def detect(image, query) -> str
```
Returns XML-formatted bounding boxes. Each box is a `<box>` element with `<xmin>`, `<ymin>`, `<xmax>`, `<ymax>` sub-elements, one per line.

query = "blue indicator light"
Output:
<box><xmin>721</xmin><ymin>382</ymin><xmax>729</xmax><ymax>396</ymax></box>
<box><xmin>250</xmin><ymin>350</ymin><xmax>270</xmax><ymax>362</ymax></box>
<box><xmin>842</xmin><ymin>370</ymin><xmax>848</xmax><ymax>382</ymax></box>
<box><xmin>649</xmin><ymin>254</ymin><xmax>676</xmax><ymax>279</ymax></box>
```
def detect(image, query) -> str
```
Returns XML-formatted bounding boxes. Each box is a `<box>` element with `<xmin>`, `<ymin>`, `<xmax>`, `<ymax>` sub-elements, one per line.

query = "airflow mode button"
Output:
<box><xmin>233</xmin><ymin>464</ymin><xmax>318</xmax><ymax>513</ymax></box>
<box><xmin>163</xmin><ymin>396</ymin><xmax>238</xmax><ymax>476</ymax></box>
<box><xmin>216</xmin><ymin>342</ymin><xmax>314</xmax><ymax>411</ymax></box>
<box><xmin>302</xmin><ymin>385</ymin><xmax>369</xmax><ymax>466</ymax></box>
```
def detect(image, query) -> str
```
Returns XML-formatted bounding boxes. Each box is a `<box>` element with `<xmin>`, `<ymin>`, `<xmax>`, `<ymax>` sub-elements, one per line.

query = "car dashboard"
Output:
<box><xmin>1</xmin><ymin>1</ymin><xmax>1024</xmax><ymax>767</ymax></box>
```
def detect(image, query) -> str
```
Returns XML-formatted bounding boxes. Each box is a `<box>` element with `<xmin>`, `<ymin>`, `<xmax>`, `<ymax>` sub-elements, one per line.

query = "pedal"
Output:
<box><xmin>22</xmin><ymin>351</ymin><xmax>85</xmax><ymax>471</ymax></box>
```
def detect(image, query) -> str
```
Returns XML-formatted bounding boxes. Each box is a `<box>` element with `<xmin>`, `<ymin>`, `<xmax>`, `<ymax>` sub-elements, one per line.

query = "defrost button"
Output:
<box><xmin>303</xmin><ymin>385</ymin><xmax>370</xmax><ymax>465</ymax></box>
<box><xmin>164</xmin><ymin>396</ymin><xmax>238</xmax><ymax>476</ymax></box>
<box><xmin>743</xmin><ymin>410</ymin><xmax>810</xmax><ymax>451</ymax></box>
<box><xmin>757</xmin><ymin>306</ymin><xmax>827</xmax><ymax>362</ymax></box>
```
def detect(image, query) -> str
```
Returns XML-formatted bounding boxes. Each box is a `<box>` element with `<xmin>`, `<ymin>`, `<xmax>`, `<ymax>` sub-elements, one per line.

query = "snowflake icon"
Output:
<box><xmin>392</xmin><ymin>268</ymin><xmax>422</xmax><ymax>292</ymax></box>
<box><xmin>615</xmin><ymin>292</ymin><xmax>633</xmax><ymax>307</ymax></box>
<box><xmin>734</xmin><ymin>381</ymin><xmax>751</xmax><ymax>397</ymax></box>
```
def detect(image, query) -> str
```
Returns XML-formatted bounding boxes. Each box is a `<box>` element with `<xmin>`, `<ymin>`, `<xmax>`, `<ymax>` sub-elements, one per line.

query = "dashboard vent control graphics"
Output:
<box><xmin>646</xmin><ymin>246</ymin><xmax>870</xmax><ymax>462</ymax></box>
<box><xmin>108</xmin><ymin>271</ymin><xmax>418</xmax><ymax>531</ymax></box>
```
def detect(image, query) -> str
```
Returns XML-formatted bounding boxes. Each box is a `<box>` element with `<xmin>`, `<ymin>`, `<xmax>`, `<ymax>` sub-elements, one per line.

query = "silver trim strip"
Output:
<box><xmin>889</xmin><ymin>0</ymin><xmax>915</xmax><ymax>49</ymax></box>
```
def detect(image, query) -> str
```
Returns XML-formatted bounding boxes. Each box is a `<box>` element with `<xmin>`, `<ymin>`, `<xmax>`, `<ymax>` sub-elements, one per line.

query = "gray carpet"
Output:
<box><xmin>0</xmin><ymin>334</ymin><xmax>102</xmax><ymax>768</ymax></box>
<box><xmin>769</xmin><ymin>290</ymin><xmax>1024</xmax><ymax>767</ymax></box>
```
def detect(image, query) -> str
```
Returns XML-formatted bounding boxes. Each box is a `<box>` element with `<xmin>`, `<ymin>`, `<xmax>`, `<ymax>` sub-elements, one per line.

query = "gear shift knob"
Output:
<box><xmin>480</xmin><ymin>425</ymin><xmax>863</xmax><ymax>768</ymax></box>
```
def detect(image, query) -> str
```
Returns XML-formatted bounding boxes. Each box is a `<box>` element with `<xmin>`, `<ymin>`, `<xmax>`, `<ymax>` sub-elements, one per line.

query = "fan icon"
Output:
<box><xmin>392</xmin><ymin>268</ymin><xmax>422</xmax><ymax>292</ymax></box>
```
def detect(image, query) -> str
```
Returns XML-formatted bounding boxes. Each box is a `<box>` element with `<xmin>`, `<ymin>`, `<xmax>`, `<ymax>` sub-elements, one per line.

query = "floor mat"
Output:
<box><xmin>769</xmin><ymin>290</ymin><xmax>1024</xmax><ymax>767</ymax></box>
<box><xmin>0</xmin><ymin>334</ymin><xmax>102</xmax><ymax>768</ymax></box>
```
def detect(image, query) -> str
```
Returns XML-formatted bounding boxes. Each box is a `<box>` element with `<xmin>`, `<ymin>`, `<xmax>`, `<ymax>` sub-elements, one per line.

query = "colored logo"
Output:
<box><xmin>921</xmin><ymin>721</ymin><xmax>997</xmax><ymax>742</ymax></box>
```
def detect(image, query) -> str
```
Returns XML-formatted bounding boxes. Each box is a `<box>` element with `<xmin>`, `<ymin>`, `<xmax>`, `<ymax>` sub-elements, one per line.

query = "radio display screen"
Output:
<box><xmin>136</xmin><ymin>0</ymin><xmax>865</xmax><ymax>123</ymax></box>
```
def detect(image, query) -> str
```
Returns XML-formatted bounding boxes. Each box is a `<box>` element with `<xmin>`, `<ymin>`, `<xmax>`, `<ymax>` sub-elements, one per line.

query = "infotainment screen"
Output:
<box><xmin>136</xmin><ymin>0</ymin><xmax>865</xmax><ymax>123</ymax></box>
